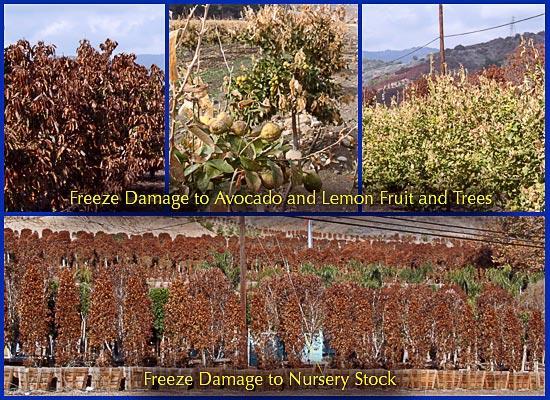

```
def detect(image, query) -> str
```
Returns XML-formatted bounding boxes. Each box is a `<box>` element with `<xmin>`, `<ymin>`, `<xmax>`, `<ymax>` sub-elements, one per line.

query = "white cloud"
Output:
<box><xmin>35</xmin><ymin>20</ymin><xmax>74</xmax><ymax>39</ymax></box>
<box><xmin>4</xmin><ymin>4</ymin><xmax>165</xmax><ymax>55</ymax></box>
<box><xmin>363</xmin><ymin>3</ymin><xmax>545</xmax><ymax>51</ymax></box>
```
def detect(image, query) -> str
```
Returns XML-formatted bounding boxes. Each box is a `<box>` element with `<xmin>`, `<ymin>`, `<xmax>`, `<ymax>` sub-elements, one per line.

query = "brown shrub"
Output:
<box><xmin>4</xmin><ymin>39</ymin><xmax>165</xmax><ymax>211</ymax></box>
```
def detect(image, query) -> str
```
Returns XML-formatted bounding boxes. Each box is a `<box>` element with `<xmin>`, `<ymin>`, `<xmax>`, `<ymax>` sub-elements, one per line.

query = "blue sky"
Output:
<box><xmin>4</xmin><ymin>4</ymin><xmax>164</xmax><ymax>55</ymax></box>
<box><xmin>363</xmin><ymin>4</ymin><xmax>546</xmax><ymax>51</ymax></box>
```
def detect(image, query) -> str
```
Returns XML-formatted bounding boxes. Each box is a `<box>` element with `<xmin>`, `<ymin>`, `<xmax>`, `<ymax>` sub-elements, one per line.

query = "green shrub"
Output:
<box><xmin>149</xmin><ymin>288</ymin><xmax>169</xmax><ymax>339</ymax></box>
<box><xmin>227</xmin><ymin>5</ymin><xmax>346</xmax><ymax>126</ymax></box>
<box><xmin>448</xmin><ymin>265</ymin><xmax>482</xmax><ymax>299</ymax></box>
<box><xmin>198</xmin><ymin>250</ymin><xmax>240</xmax><ymax>288</ymax></box>
<box><xmin>300</xmin><ymin>263</ymin><xmax>338</xmax><ymax>285</ymax></box>
<box><xmin>399</xmin><ymin>264</ymin><xmax>432</xmax><ymax>284</ymax></box>
<box><xmin>363</xmin><ymin>64</ymin><xmax>544</xmax><ymax>211</ymax></box>
<box><xmin>344</xmin><ymin>261</ymin><xmax>395</xmax><ymax>289</ymax></box>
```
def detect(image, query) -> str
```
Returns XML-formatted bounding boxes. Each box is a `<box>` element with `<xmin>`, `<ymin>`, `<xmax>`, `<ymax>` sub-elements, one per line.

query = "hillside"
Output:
<box><xmin>363</xmin><ymin>46</ymin><xmax>438</xmax><ymax>63</ymax></box>
<box><xmin>363</xmin><ymin>31</ymin><xmax>544</xmax><ymax>91</ymax></box>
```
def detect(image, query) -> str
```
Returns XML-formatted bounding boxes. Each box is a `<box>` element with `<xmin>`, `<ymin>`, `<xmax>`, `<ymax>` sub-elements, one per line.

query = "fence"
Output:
<box><xmin>4</xmin><ymin>366</ymin><xmax>544</xmax><ymax>393</ymax></box>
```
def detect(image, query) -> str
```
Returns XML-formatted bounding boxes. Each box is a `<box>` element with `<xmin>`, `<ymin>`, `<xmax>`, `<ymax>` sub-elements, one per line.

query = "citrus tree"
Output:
<box><xmin>169</xmin><ymin>5</ymin><xmax>348</xmax><ymax>208</ymax></box>
<box><xmin>227</xmin><ymin>5</ymin><xmax>346</xmax><ymax>135</ymax></box>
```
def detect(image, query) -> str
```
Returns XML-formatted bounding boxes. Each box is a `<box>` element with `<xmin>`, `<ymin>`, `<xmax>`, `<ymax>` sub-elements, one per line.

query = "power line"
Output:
<box><xmin>445</xmin><ymin>13</ymin><xmax>544</xmax><ymax>38</ymax></box>
<box><xmin>388</xmin><ymin>12</ymin><xmax>544</xmax><ymax>63</ymax></box>
<box><xmin>389</xmin><ymin>38</ymin><xmax>439</xmax><ymax>63</ymax></box>
<box><xmin>291</xmin><ymin>217</ymin><xmax>544</xmax><ymax>249</ymax></box>
<box><xmin>341</xmin><ymin>216</ymin><xmax>543</xmax><ymax>246</ymax></box>
<box><xmin>374</xmin><ymin>216</ymin><xmax>544</xmax><ymax>244</ymax></box>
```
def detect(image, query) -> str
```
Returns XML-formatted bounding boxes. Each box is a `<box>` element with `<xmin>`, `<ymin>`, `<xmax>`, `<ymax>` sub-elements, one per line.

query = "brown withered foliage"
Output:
<box><xmin>17</xmin><ymin>259</ymin><xmax>50</xmax><ymax>366</ymax></box>
<box><xmin>163</xmin><ymin>269</ymin><xmax>241</xmax><ymax>367</ymax></box>
<box><xmin>402</xmin><ymin>285</ymin><xmax>433</xmax><ymax>368</ymax></box>
<box><xmin>4</xmin><ymin>227</ymin><xmax>543</xmax><ymax>370</ymax></box>
<box><xmin>504</xmin><ymin>38</ymin><xmax>545</xmax><ymax>86</ymax></box>
<box><xmin>54</xmin><ymin>267</ymin><xmax>82</xmax><ymax>366</ymax></box>
<box><xmin>121</xmin><ymin>266</ymin><xmax>153</xmax><ymax>366</ymax></box>
<box><xmin>5</xmin><ymin>227</ymin><xmax>501</xmax><ymax>282</ymax></box>
<box><xmin>163</xmin><ymin>277</ymin><xmax>196</xmax><ymax>366</ymax></box>
<box><xmin>87</xmin><ymin>266</ymin><xmax>118</xmax><ymax>366</ymax></box>
<box><xmin>4</xmin><ymin>39</ymin><xmax>164</xmax><ymax>211</ymax></box>
<box><xmin>324</xmin><ymin>283</ymin><xmax>489</xmax><ymax>370</ymax></box>
<box><xmin>469</xmin><ymin>65</ymin><xmax>507</xmax><ymax>85</ymax></box>
<box><xmin>4</xmin><ymin>229</ymin><xmax>24</xmax><ymax>350</ymax></box>
<box><xmin>432</xmin><ymin>285</ymin><xmax>475</xmax><ymax>368</ymax></box>
<box><xmin>477</xmin><ymin>284</ymin><xmax>523</xmax><ymax>371</ymax></box>
<box><xmin>486</xmin><ymin>217</ymin><xmax>544</xmax><ymax>273</ymax></box>
<box><xmin>362</xmin><ymin>87</ymin><xmax>378</xmax><ymax>107</ymax></box>
<box><xmin>380</xmin><ymin>38</ymin><xmax>545</xmax><ymax>105</ymax></box>
<box><xmin>526</xmin><ymin>309</ymin><xmax>544</xmax><ymax>368</ymax></box>
<box><xmin>251</xmin><ymin>273</ymin><xmax>325</xmax><ymax>368</ymax></box>
<box><xmin>188</xmin><ymin>268</ymin><xmax>242</xmax><ymax>364</ymax></box>
<box><xmin>250</xmin><ymin>289</ymin><xmax>280</xmax><ymax>368</ymax></box>
<box><xmin>324</xmin><ymin>283</ymin><xmax>378</xmax><ymax>368</ymax></box>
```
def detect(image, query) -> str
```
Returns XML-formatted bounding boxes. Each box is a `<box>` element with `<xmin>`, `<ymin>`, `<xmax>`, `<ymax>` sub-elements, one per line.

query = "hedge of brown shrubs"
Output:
<box><xmin>4</xmin><ymin>39</ymin><xmax>164</xmax><ymax>211</ymax></box>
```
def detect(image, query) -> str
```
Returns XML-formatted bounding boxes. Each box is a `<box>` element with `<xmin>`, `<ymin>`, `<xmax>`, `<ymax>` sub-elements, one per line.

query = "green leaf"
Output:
<box><xmin>183</xmin><ymin>163</ymin><xmax>202</xmax><ymax>177</ymax></box>
<box><xmin>240</xmin><ymin>156</ymin><xmax>261</xmax><ymax>172</ymax></box>
<box><xmin>269</xmin><ymin>162</ymin><xmax>284</xmax><ymax>185</ymax></box>
<box><xmin>205</xmin><ymin>164</ymin><xmax>224</xmax><ymax>180</ymax></box>
<box><xmin>227</xmin><ymin>135</ymin><xmax>245</xmax><ymax>151</ymax></box>
<box><xmin>207</xmin><ymin>159</ymin><xmax>234</xmax><ymax>173</ymax></box>
<box><xmin>173</xmin><ymin>149</ymin><xmax>187</xmax><ymax>164</ymax></box>
<box><xmin>197</xmin><ymin>172</ymin><xmax>211</xmax><ymax>192</ymax></box>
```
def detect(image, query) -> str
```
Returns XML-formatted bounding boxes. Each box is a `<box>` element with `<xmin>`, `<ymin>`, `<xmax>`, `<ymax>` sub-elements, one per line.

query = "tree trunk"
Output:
<box><xmin>521</xmin><ymin>344</ymin><xmax>527</xmax><ymax>371</ymax></box>
<box><xmin>291</xmin><ymin>111</ymin><xmax>299</xmax><ymax>150</ymax></box>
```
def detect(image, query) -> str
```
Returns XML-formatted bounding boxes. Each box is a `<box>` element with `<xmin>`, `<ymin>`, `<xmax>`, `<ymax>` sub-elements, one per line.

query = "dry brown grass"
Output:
<box><xmin>170</xmin><ymin>19</ymin><xmax>244</xmax><ymax>48</ymax></box>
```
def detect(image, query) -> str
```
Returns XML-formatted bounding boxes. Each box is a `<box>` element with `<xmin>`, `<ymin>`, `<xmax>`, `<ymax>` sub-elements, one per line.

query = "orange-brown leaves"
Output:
<box><xmin>87</xmin><ymin>266</ymin><xmax>117</xmax><ymax>365</ymax></box>
<box><xmin>5</xmin><ymin>39</ymin><xmax>165</xmax><ymax>211</ymax></box>
<box><xmin>18</xmin><ymin>259</ymin><xmax>49</xmax><ymax>366</ymax></box>
<box><xmin>54</xmin><ymin>268</ymin><xmax>82</xmax><ymax>366</ymax></box>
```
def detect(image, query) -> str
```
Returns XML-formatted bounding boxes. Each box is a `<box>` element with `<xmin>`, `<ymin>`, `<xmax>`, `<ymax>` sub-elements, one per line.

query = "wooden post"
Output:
<box><xmin>291</xmin><ymin>111</ymin><xmax>300</xmax><ymax>150</ymax></box>
<box><xmin>239</xmin><ymin>216</ymin><xmax>247</xmax><ymax>367</ymax></box>
<box><xmin>438</xmin><ymin>4</ymin><xmax>446</xmax><ymax>74</ymax></box>
<box><xmin>307</xmin><ymin>219</ymin><xmax>313</xmax><ymax>249</ymax></box>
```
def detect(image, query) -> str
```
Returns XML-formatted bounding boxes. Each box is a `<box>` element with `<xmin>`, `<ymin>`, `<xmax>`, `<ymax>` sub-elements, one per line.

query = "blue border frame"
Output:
<box><xmin>1</xmin><ymin>1</ymin><xmax>548</xmax><ymax>399</ymax></box>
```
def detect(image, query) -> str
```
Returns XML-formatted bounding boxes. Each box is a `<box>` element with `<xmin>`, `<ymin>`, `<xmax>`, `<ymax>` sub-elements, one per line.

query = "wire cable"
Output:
<box><xmin>341</xmin><ymin>216</ymin><xmax>541</xmax><ymax>245</ymax></box>
<box><xmin>386</xmin><ymin>12</ymin><xmax>545</xmax><ymax>63</ymax></box>
<box><xmin>291</xmin><ymin>217</ymin><xmax>544</xmax><ymax>249</ymax></box>
<box><xmin>342</xmin><ymin>216</ymin><xmax>544</xmax><ymax>245</ymax></box>
<box><xmin>445</xmin><ymin>13</ymin><xmax>545</xmax><ymax>38</ymax></box>
<box><xmin>378</xmin><ymin>216</ymin><xmax>541</xmax><ymax>237</ymax></box>
<box><xmin>388</xmin><ymin>38</ymin><xmax>439</xmax><ymax>63</ymax></box>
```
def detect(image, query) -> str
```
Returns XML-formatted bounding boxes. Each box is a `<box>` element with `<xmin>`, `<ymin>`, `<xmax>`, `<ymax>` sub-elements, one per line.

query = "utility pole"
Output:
<box><xmin>307</xmin><ymin>219</ymin><xmax>313</xmax><ymax>249</ymax></box>
<box><xmin>239</xmin><ymin>216</ymin><xmax>247</xmax><ymax>367</ymax></box>
<box><xmin>438</xmin><ymin>4</ymin><xmax>446</xmax><ymax>75</ymax></box>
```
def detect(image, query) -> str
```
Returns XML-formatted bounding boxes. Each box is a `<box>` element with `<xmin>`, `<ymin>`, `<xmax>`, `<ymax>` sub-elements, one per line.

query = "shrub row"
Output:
<box><xmin>3</xmin><ymin>227</ymin><xmax>491</xmax><ymax>278</ymax></box>
<box><xmin>4</xmin><ymin>40</ymin><xmax>165</xmax><ymax>211</ymax></box>
<box><xmin>4</xmin><ymin>260</ymin><xmax>543</xmax><ymax>372</ymax></box>
<box><xmin>362</xmin><ymin>41</ymin><xmax>544</xmax><ymax>211</ymax></box>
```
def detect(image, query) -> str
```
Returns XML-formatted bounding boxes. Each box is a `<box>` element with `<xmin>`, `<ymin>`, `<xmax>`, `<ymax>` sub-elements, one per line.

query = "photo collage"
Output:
<box><xmin>2</xmin><ymin>2</ymin><xmax>546</xmax><ymax>397</ymax></box>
